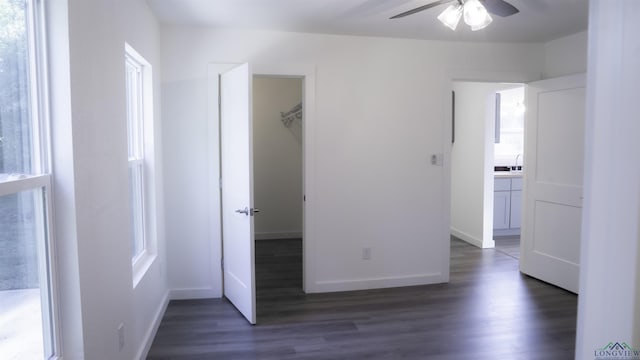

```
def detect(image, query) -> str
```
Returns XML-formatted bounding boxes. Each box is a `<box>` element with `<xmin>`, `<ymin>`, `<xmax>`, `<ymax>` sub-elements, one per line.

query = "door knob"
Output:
<box><xmin>235</xmin><ymin>207</ymin><xmax>261</xmax><ymax>216</ymax></box>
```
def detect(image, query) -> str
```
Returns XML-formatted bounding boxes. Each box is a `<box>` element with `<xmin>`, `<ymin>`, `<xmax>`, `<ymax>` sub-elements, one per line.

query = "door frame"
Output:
<box><xmin>208</xmin><ymin>62</ymin><xmax>317</xmax><ymax>295</ymax></box>
<box><xmin>444</xmin><ymin>70</ymin><xmax>540</xmax><ymax>274</ymax></box>
<box><xmin>450</xmin><ymin>81</ymin><xmax>525</xmax><ymax>250</ymax></box>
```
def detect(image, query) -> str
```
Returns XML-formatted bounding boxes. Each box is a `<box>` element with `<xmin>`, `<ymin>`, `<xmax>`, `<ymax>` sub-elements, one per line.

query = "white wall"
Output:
<box><xmin>543</xmin><ymin>31</ymin><xmax>588</xmax><ymax>79</ymax></box>
<box><xmin>55</xmin><ymin>0</ymin><xmax>167</xmax><ymax>358</ymax></box>
<box><xmin>161</xmin><ymin>26</ymin><xmax>544</xmax><ymax>295</ymax></box>
<box><xmin>576</xmin><ymin>1</ymin><xmax>640</xmax><ymax>357</ymax></box>
<box><xmin>253</xmin><ymin>77</ymin><xmax>303</xmax><ymax>240</ymax></box>
<box><xmin>450</xmin><ymin>82</ymin><xmax>516</xmax><ymax>249</ymax></box>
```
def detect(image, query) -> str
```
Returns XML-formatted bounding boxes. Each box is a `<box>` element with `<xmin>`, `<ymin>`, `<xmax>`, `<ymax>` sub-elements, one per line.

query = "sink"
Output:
<box><xmin>494</xmin><ymin>165</ymin><xmax>523</xmax><ymax>172</ymax></box>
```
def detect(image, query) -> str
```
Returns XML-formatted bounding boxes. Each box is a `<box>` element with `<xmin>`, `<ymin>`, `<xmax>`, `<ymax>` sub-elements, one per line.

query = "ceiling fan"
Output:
<box><xmin>390</xmin><ymin>0</ymin><xmax>519</xmax><ymax>31</ymax></box>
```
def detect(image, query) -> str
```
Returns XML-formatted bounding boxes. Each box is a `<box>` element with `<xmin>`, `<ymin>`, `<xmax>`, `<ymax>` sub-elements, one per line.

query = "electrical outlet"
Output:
<box><xmin>362</xmin><ymin>247</ymin><xmax>372</xmax><ymax>260</ymax></box>
<box><xmin>117</xmin><ymin>323</ymin><xmax>125</xmax><ymax>351</ymax></box>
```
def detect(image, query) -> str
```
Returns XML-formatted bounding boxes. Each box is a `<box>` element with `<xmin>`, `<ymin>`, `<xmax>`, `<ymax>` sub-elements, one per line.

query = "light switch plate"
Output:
<box><xmin>431</xmin><ymin>153</ymin><xmax>443</xmax><ymax>166</ymax></box>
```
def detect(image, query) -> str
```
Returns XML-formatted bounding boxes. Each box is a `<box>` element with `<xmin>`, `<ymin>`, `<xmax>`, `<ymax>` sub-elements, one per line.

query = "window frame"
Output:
<box><xmin>0</xmin><ymin>0</ymin><xmax>61</xmax><ymax>357</ymax></box>
<box><xmin>125</xmin><ymin>50</ymin><xmax>146</xmax><ymax>263</ymax></box>
<box><xmin>124</xmin><ymin>43</ymin><xmax>156</xmax><ymax>285</ymax></box>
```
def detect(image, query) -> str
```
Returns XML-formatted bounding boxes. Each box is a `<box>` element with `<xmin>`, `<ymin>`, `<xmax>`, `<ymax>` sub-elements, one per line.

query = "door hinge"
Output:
<box><xmin>218</xmin><ymin>74</ymin><xmax>222</xmax><ymax>109</ymax></box>
<box><xmin>219</xmin><ymin>178</ymin><xmax>222</xmax><ymax>189</ymax></box>
<box><xmin>221</xmin><ymin>257</ymin><xmax>224</xmax><ymax>270</ymax></box>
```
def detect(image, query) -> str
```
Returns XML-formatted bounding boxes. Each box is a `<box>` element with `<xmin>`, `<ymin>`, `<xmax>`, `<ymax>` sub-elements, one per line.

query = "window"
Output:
<box><xmin>494</xmin><ymin>86</ymin><xmax>525</xmax><ymax>167</ymax></box>
<box><xmin>124</xmin><ymin>43</ymin><xmax>155</xmax><ymax>281</ymax></box>
<box><xmin>0</xmin><ymin>0</ymin><xmax>58</xmax><ymax>358</ymax></box>
<box><xmin>125</xmin><ymin>48</ymin><xmax>145</xmax><ymax>261</ymax></box>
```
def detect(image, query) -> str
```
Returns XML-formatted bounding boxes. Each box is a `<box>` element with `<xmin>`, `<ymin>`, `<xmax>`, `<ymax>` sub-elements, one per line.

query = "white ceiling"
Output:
<box><xmin>146</xmin><ymin>0</ymin><xmax>588</xmax><ymax>43</ymax></box>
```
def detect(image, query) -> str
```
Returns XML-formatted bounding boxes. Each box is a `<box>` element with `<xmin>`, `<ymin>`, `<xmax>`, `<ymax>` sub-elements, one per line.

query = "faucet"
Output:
<box><xmin>513</xmin><ymin>154</ymin><xmax>522</xmax><ymax>172</ymax></box>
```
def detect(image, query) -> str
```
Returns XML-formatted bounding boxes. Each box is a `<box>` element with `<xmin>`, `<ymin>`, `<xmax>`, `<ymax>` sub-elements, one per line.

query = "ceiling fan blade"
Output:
<box><xmin>342</xmin><ymin>0</ymin><xmax>406</xmax><ymax>18</ymax></box>
<box><xmin>390</xmin><ymin>0</ymin><xmax>456</xmax><ymax>19</ymax></box>
<box><xmin>480</xmin><ymin>0</ymin><xmax>519</xmax><ymax>17</ymax></box>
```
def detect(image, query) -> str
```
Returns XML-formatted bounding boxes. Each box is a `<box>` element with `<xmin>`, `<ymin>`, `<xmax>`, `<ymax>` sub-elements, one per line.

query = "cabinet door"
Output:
<box><xmin>510</xmin><ymin>190</ymin><xmax>522</xmax><ymax>228</ymax></box>
<box><xmin>494</xmin><ymin>178</ymin><xmax>511</xmax><ymax>191</ymax></box>
<box><xmin>511</xmin><ymin>178</ymin><xmax>523</xmax><ymax>191</ymax></box>
<box><xmin>493</xmin><ymin>191</ymin><xmax>511</xmax><ymax>230</ymax></box>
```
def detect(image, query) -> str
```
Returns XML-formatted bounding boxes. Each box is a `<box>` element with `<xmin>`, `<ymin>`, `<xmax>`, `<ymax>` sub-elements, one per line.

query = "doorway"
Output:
<box><xmin>448</xmin><ymin>75</ymin><xmax>586</xmax><ymax>293</ymax></box>
<box><xmin>252</xmin><ymin>76</ymin><xmax>304</xmax><ymax>307</ymax></box>
<box><xmin>449</xmin><ymin>81</ymin><xmax>524</xmax><ymax>258</ymax></box>
<box><xmin>492</xmin><ymin>86</ymin><xmax>525</xmax><ymax>259</ymax></box>
<box><xmin>213</xmin><ymin>62</ymin><xmax>316</xmax><ymax>325</ymax></box>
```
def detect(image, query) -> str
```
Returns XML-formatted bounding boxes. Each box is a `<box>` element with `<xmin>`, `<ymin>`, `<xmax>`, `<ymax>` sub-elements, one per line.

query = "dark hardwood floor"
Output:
<box><xmin>147</xmin><ymin>238</ymin><xmax>577</xmax><ymax>359</ymax></box>
<box><xmin>494</xmin><ymin>235</ymin><xmax>521</xmax><ymax>259</ymax></box>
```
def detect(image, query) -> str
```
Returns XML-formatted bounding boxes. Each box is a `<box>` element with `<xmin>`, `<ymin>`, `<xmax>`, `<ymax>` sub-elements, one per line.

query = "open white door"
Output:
<box><xmin>520</xmin><ymin>74</ymin><xmax>586</xmax><ymax>293</ymax></box>
<box><xmin>220</xmin><ymin>63</ymin><xmax>256</xmax><ymax>324</ymax></box>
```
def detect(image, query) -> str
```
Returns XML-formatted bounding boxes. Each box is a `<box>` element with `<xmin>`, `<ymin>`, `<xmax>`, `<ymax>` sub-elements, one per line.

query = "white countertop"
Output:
<box><xmin>494</xmin><ymin>172</ymin><xmax>524</xmax><ymax>178</ymax></box>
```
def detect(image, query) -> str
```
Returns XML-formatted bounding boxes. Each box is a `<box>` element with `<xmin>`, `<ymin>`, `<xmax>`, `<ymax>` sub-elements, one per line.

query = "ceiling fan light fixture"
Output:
<box><xmin>437</xmin><ymin>3</ymin><xmax>463</xmax><ymax>31</ymax></box>
<box><xmin>463</xmin><ymin>0</ymin><xmax>493</xmax><ymax>30</ymax></box>
<box><xmin>469</xmin><ymin>15</ymin><xmax>493</xmax><ymax>31</ymax></box>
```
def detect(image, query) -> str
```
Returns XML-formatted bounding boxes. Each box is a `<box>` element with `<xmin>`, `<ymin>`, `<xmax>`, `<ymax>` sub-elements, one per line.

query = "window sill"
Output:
<box><xmin>132</xmin><ymin>251</ymin><xmax>156</xmax><ymax>288</ymax></box>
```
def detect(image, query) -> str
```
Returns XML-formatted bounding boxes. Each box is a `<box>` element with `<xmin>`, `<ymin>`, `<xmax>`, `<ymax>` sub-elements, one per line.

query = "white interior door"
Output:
<box><xmin>220</xmin><ymin>63</ymin><xmax>256</xmax><ymax>324</ymax></box>
<box><xmin>520</xmin><ymin>74</ymin><xmax>586</xmax><ymax>293</ymax></box>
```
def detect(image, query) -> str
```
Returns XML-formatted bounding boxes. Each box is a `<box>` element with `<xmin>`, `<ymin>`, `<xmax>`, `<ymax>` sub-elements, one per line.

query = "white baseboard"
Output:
<box><xmin>255</xmin><ymin>231</ymin><xmax>302</xmax><ymax>240</ymax></box>
<box><xmin>169</xmin><ymin>288</ymin><xmax>220</xmax><ymax>300</ymax></box>
<box><xmin>313</xmin><ymin>273</ymin><xmax>446</xmax><ymax>293</ymax></box>
<box><xmin>136</xmin><ymin>291</ymin><xmax>169</xmax><ymax>360</ymax></box>
<box><xmin>450</xmin><ymin>227</ymin><xmax>494</xmax><ymax>248</ymax></box>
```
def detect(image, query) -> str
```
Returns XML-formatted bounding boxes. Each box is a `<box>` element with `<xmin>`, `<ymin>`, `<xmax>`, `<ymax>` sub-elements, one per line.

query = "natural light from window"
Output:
<box><xmin>0</xmin><ymin>0</ymin><xmax>57</xmax><ymax>358</ymax></box>
<box><xmin>494</xmin><ymin>86</ymin><xmax>525</xmax><ymax>168</ymax></box>
<box><xmin>125</xmin><ymin>43</ymin><xmax>157</xmax><ymax>286</ymax></box>
<box><xmin>125</xmin><ymin>48</ymin><xmax>146</xmax><ymax>261</ymax></box>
